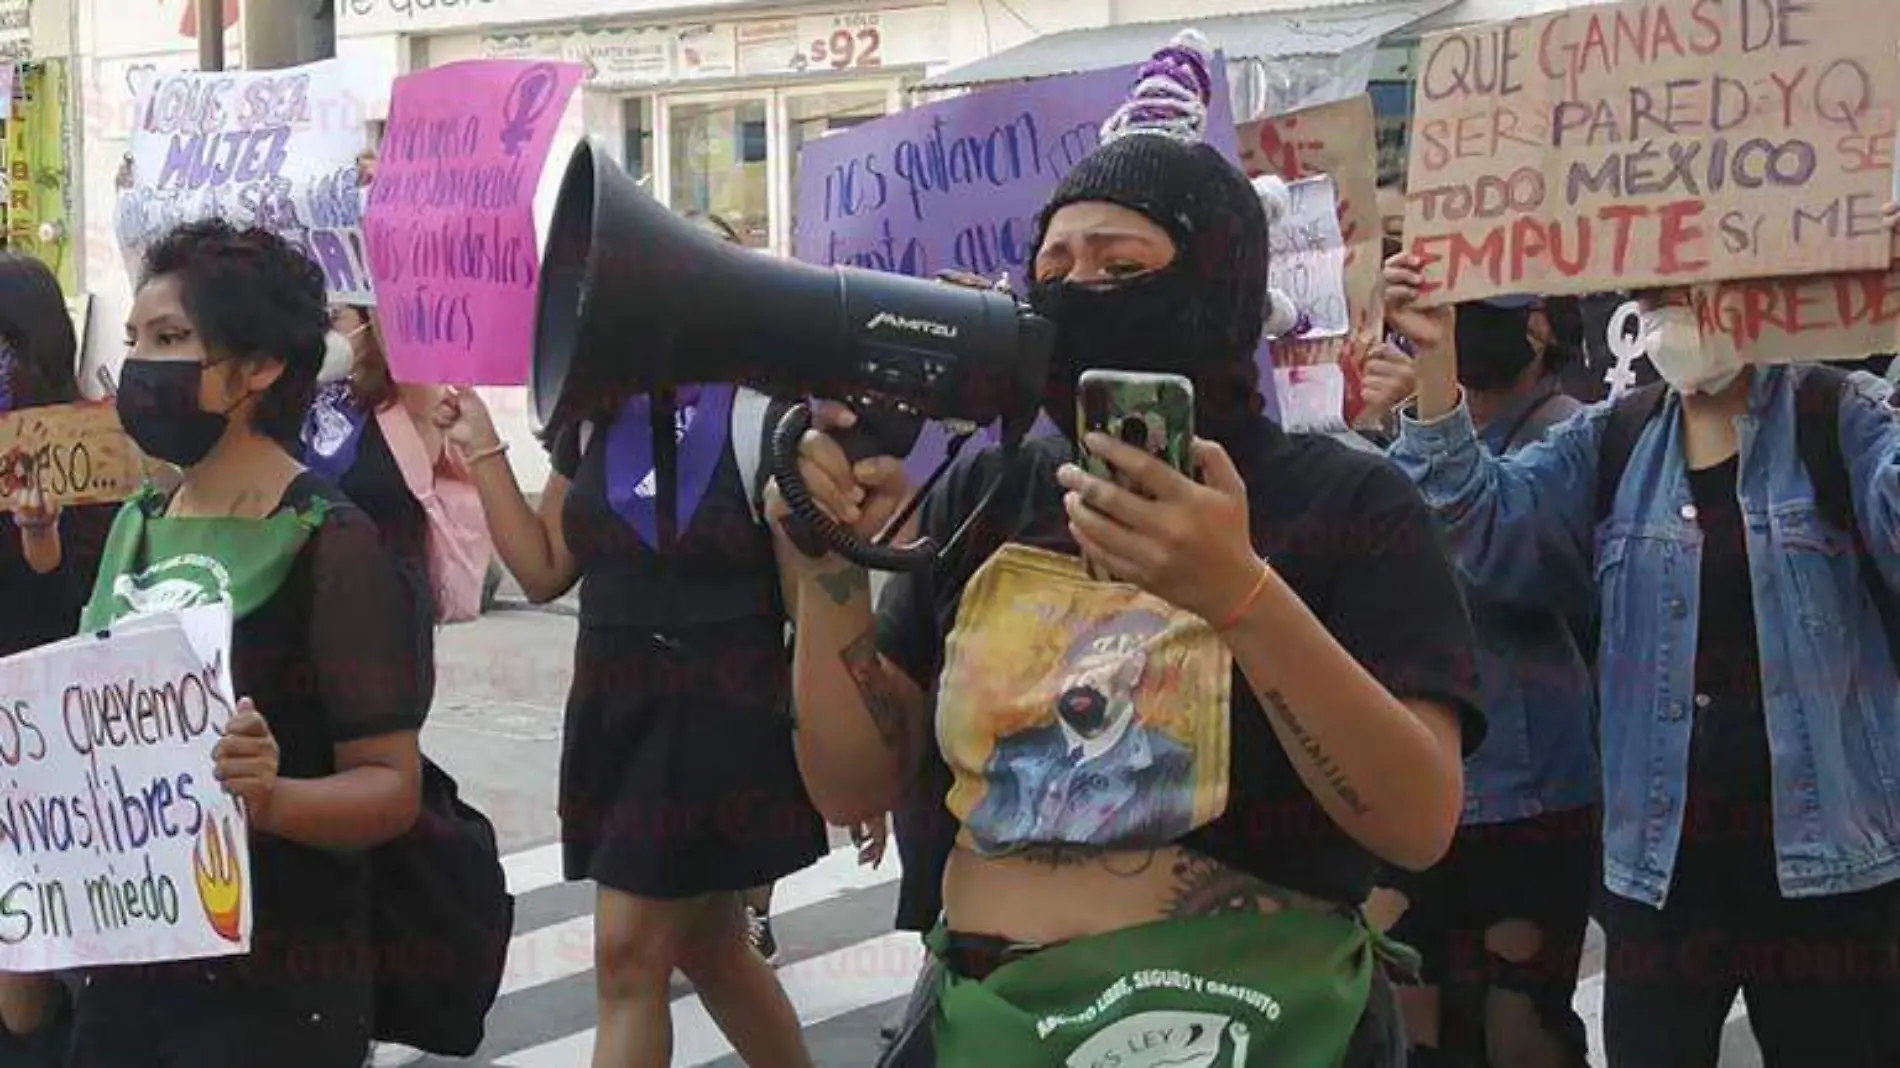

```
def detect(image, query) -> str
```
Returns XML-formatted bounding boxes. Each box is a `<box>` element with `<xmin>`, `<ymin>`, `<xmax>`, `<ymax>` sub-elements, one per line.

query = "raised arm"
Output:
<box><xmin>1381</xmin><ymin>255</ymin><xmax>1602</xmax><ymax>617</ymax></box>
<box><xmin>443</xmin><ymin>388</ymin><xmax>580</xmax><ymax>604</ymax></box>
<box><xmin>765</xmin><ymin>405</ymin><xmax>930</xmax><ymax>825</ymax></box>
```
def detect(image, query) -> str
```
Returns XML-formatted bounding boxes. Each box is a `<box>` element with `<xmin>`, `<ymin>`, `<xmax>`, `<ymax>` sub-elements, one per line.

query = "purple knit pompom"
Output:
<box><xmin>1102</xmin><ymin>29</ymin><xmax>1214</xmax><ymax>144</ymax></box>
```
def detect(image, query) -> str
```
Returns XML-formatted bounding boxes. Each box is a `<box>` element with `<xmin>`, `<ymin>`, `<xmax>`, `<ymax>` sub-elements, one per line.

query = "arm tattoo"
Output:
<box><xmin>839</xmin><ymin>628</ymin><xmax>914</xmax><ymax>759</ymax></box>
<box><xmin>1261</xmin><ymin>689</ymin><xmax>1373</xmax><ymax>817</ymax></box>
<box><xmin>1164</xmin><ymin>855</ymin><xmax>1304</xmax><ymax>917</ymax></box>
<box><xmin>817</xmin><ymin>565</ymin><xmax>870</xmax><ymax>606</ymax></box>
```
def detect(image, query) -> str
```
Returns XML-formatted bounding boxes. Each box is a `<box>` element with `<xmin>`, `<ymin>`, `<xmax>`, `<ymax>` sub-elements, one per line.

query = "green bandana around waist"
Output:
<box><xmin>928</xmin><ymin>906</ymin><xmax>1413</xmax><ymax>1068</ymax></box>
<box><xmin>80</xmin><ymin>488</ymin><xmax>330</xmax><ymax>632</ymax></box>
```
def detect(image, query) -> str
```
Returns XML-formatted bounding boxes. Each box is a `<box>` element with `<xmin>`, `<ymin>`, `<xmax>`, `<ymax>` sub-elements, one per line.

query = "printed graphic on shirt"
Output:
<box><xmin>112</xmin><ymin>552</ymin><xmax>232</xmax><ymax>617</ymax></box>
<box><xmin>939</xmin><ymin>543</ymin><xmax>1231</xmax><ymax>856</ymax></box>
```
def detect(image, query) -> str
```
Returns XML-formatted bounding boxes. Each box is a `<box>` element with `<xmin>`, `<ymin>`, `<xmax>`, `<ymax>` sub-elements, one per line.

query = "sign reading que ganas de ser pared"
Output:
<box><xmin>1403</xmin><ymin>0</ymin><xmax>1900</xmax><ymax>305</ymax></box>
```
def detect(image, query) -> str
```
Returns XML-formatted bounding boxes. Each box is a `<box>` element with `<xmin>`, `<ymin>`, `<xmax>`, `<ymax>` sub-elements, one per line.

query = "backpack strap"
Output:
<box><xmin>1595</xmin><ymin>382</ymin><xmax>1669</xmax><ymax>526</ymax></box>
<box><xmin>731</xmin><ymin>388</ymin><xmax>789</xmax><ymax>526</ymax></box>
<box><xmin>1794</xmin><ymin>365</ymin><xmax>1900</xmax><ymax>670</ymax></box>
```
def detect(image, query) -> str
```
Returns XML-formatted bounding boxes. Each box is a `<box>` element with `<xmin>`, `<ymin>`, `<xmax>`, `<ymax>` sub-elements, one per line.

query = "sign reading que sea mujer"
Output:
<box><xmin>116</xmin><ymin>60</ymin><xmax>373</xmax><ymax>305</ymax></box>
<box><xmin>1403</xmin><ymin>0</ymin><xmax>1900</xmax><ymax>305</ymax></box>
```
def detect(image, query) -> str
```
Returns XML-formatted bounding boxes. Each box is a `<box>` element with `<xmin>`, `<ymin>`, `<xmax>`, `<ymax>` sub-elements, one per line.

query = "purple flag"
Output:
<box><xmin>792</xmin><ymin>55</ymin><xmax>1278</xmax><ymax>487</ymax></box>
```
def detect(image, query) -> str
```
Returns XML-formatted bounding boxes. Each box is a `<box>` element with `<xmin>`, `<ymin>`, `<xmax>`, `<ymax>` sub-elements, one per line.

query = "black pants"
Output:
<box><xmin>1599</xmin><ymin>837</ymin><xmax>1900</xmax><ymax>1068</ymax></box>
<box><xmin>69</xmin><ymin>960</ymin><xmax>371</xmax><ymax>1068</ymax></box>
<box><xmin>1383</xmin><ymin>808</ymin><xmax>1596</xmax><ymax>1065</ymax></box>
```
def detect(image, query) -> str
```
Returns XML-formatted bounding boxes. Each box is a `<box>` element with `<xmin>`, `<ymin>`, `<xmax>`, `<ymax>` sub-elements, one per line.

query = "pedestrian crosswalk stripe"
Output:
<box><xmin>501</xmin><ymin>843</ymin><xmax>566</xmax><ymax>897</ymax></box>
<box><xmin>497</xmin><ymin>842</ymin><xmax>904</xmax><ymax>999</ymax></box>
<box><xmin>493</xmin><ymin>931</ymin><xmax>924</xmax><ymax>1068</ymax></box>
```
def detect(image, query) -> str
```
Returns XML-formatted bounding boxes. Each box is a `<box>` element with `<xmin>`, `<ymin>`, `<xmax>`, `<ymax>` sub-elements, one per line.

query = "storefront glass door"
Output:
<box><xmin>668</xmin><ymin>96</ymin><xmax>771</xmax><ymax>248</ymax></box>
<box><xmin>655</xmin><ymin>80</ymin><xmax>904</xmax><ymax>256</ymax></box>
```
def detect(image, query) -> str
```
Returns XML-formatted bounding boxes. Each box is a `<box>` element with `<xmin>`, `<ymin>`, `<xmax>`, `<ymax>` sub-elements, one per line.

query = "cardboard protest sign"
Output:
<box><xmin>1687</xmin><ymin>267</ymin><xmax>1900</xmax><ymax>365</ymax></box>
<box><xmin>364</xmin><ymin>60</ymin><xmax>585</xmax><ymax>386</ymax></box>
<box><xmin>1403</xmin><ymin>0</ymin><xmax>1900</xmax><ymax>305</ymax></box>
<box><xmin>115</xmin><ymin>59</ymin><xmax>373</xmax><ymax>304</ymax></box>
<box><xmin>792</xmin><ymin>58</ymin><xmax>1251</xmax><ymax>477</ymax></box>
<box><xmin>0</xmin><ymin>603</ymin><xmax>251</xmax><ymax>971</ymax></box>
<box><xmin>1238</xmin><ymin>96</ymin><xmax>1383</xmax><ymax>431</ymax></box>
<box><xmin>0</xmin><ymin>402</ymin><xmax>147</xmax><ymax>507</ymax></box>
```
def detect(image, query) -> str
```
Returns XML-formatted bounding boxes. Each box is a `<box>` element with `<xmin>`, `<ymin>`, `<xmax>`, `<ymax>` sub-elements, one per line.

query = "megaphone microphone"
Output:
<box><xmin>532</xmin><ymin>139</ymin><xmax>1054</xmax><ymax>572</ymax></box>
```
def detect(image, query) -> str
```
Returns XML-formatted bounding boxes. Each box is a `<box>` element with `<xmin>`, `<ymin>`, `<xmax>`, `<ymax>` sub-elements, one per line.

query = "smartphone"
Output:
<box><xmin>1076</xmin><ymin>370</ymin><xmax>1195</xmax><ymax>485</ymax></box>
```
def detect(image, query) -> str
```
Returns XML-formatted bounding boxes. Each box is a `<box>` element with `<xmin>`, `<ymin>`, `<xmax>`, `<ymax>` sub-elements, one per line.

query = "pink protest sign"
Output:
<box><xmin>364</xmin><ymin>60</ymin><xmax>583</xmax><ymax>385</ymax></box>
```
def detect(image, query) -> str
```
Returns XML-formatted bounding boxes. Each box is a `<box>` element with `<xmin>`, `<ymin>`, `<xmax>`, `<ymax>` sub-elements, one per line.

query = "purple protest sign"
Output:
<box><xmin>364</xmin><ymin>60</ymin><xmax>583</xmax><ymax>386</ymax></box>
<box><xmin>792</xmin><ymin>56</ymin><xmax>1278</xmax><ymax>486</ymax></box>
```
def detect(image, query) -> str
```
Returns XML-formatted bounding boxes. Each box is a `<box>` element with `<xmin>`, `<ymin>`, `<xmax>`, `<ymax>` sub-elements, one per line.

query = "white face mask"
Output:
<box><xmin>1640</xmin><ymin>304</ymin><xmax>1743</xmax><ymax>395</ymax></box>
<box><xmin>317</xmin><ymin>325</ymin><xmax>365</xmax><ymax>386</ymax></box>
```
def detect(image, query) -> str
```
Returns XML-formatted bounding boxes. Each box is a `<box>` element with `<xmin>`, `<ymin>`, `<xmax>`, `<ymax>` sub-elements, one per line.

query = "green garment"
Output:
<box><xmin>80</xmin><ymin>487</ymin><xmax>329</xmax><ymax>631</ymax></box>
<box><xmin>930</xmin><ymin>907</ymin><xmax>1412</xmax><ymax>1068</ymax></box>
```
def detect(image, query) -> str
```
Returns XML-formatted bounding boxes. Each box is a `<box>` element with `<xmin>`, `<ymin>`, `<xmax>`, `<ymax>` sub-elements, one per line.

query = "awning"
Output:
<box><xmin>914</xmin><ymin>0</ymin><xmax>1458</xmax><ymax>92</ymax></box>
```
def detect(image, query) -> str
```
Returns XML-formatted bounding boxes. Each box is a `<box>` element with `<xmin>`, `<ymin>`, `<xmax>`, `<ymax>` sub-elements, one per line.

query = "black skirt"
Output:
<box><xmin>558</xmin><ymin>615</ymin><xmax>827</xmax><ymax>898</ymax></box>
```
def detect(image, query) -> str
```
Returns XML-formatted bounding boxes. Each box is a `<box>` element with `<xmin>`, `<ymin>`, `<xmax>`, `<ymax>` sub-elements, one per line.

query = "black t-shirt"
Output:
<box><xmin>0</xmin><ymin>502</ymin><xmax>114</xmax><ymax>659</ymax></box>
<box><xmin>106</xmin><ymin>473</ymin><xmax>431</xmax><ymax>982</ymax></box>
<box><xmin>1682</xmin><ymin>455</ymin><xmax>1771</xmax><ymax>844</ymax></box>
<box><xmin>879</xmin><ymin>420</ymin><xmax>1484</xmax><ymax>906</ymax></box>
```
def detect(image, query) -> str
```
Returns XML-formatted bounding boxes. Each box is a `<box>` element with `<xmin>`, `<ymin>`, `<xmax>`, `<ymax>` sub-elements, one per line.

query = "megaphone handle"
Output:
<box><xmin>771</xmin><ymin>404</ymin><xmax>939</xmax><ymax>572</ymax></box>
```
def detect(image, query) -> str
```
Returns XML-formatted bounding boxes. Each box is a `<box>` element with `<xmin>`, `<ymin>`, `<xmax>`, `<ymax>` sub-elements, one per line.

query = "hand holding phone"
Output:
<box><xmin>1077</xmin><ymin>370</ymin><xmax>1196</xmax><ymax>488</ymax></box>
<box><xmin>1075</xmin><ymin>371</ymin><xmax>1195</xmax><ymax>580</ymax></box>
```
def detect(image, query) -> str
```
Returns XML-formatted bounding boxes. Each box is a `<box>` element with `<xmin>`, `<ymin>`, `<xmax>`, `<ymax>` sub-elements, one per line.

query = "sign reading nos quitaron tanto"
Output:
<box><xmin>0</xmin><ymin>605</ymin><xmax>251</xmax><ymax>972</ymax></box>
<box><xmin>1404</xmin><ymin>0</ymin><xmax>1900</xmax><ymax>304</ymax></box>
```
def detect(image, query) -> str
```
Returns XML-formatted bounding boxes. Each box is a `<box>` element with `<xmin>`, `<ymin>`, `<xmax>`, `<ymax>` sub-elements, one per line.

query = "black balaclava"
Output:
<box><xmin>1024</xmin><ymin>32</ymin><xmax>1272</xmax><ymax>445</ymax></box>
<box><xmin>1455</xmin><ymin>299</ymin><xmax>1540</xmax><ymax>393</ymax></box>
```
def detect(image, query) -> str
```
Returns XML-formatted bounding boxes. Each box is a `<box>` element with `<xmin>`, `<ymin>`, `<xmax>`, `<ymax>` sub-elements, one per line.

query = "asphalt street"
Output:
<box><xmin>405</xmin><ymin>601</ymin><xmax>1768</xmax><ymax>1067</ymax></box>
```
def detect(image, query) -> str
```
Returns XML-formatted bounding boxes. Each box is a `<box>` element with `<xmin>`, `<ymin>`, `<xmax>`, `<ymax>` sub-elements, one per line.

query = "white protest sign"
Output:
<box><xmin>1268</xmin><ymin>176</ymin><xmax>1351</xmax><ymax>339</ymax></box>
<box><xmin>115</xmin><ymin>59</ymin><xmax>373</xmax><ymax>304</ymax></box>
<box><xmin>0</xmin><ymin>603</ymin><xmax>252</xmax><ymax>971</ymax></box>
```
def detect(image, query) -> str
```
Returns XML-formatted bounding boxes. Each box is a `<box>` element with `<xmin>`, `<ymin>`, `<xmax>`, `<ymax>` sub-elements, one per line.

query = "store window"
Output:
<box><xmin>623</xmin><ymin>97</ymin><xmax>654</xmax><ymax>187</ymax></box>
<box><xmin>669</xmin><ymin>98</ymin><xmax>770</xmax><ymax>248</ymax></box>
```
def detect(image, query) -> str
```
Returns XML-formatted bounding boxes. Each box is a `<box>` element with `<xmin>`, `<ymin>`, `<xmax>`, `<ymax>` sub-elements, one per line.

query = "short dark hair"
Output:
<box><xmin>0</xmin><ymin>253</ymin><xmax>78</xmax><ymax>408</ymax></box>
<box><xmin>139</xmin><ymin>219</ymin><xmax>328</xmax><ymax>446</ymax></box>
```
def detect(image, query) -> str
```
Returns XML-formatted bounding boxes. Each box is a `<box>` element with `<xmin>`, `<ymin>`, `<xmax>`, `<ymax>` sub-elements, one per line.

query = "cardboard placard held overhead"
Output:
<box><xmin>1687</xmin><ymin>267</ymin><xmax>1900</xmax><ymax>366</ymax></box>
<box><xmin>1238</xmin><ymin>95</ymin><xmax>1383</xmax><ymax>431</ymax></box>
<box><xmin>115</xmin><ymin>60</ymin><xmax>374</xmax><ymax>305</ymax></box>
<box><xmin>0</xmin><ymin>402</ymin><xmax>148</xmax><ymax>507</ymax></box>
<box><xmin>1403</xmin><ymin>0</ymin><xmax>1900</xmax><ymax>305</ymax></box>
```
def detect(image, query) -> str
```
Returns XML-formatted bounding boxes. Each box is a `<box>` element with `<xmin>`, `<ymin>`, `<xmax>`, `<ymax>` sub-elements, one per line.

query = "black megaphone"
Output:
<box><xmin>532</xmin><ymin>139</ymin><xmax>1053</xmax><ymax>572</ymax></box>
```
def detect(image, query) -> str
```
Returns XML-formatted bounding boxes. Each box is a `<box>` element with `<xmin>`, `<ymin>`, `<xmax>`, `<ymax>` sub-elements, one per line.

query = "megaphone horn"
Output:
<box><xmin>532</xmin><ymin>139</ymin><xmax>1055</xmax><ymax>572</ymax></box>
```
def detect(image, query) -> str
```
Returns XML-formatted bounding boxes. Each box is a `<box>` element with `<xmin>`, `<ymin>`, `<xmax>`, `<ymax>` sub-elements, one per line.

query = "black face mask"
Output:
<box><xmin>1056</xmin><ymin>684</ymin><xmax>1110</xmax><ymax>736</ymax></box>
<box><xmin>1029</xmin><ymin>267</ymin><xmax>1248</xmax><ymax>439</ymax></box>
<box><xmin>1455</xmin><ymin>318</ymin><xmax>1539</xmax><ymax>393</ymax></box>
<box><xmin>117</xmin><ymin>359</ymin><xmax>230</xmax><ymax>468</ymax></box>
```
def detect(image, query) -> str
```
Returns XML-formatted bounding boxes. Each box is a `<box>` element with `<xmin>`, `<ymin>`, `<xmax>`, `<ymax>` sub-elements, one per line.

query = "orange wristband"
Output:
<box><xmin>1216</xmin><ymin>561</ymin><xmax>1272</xmax><ymax>633</ymax></box>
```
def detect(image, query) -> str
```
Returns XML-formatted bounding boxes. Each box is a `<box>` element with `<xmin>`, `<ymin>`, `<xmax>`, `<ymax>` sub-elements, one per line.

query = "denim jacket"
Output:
<box><xmin>1448</xmin><ymin>381</ymin><xmax>1598</xmax><ymax>826</ymax></box>
<box><xmin>1390</xmin><ymin>365</ymin><xmax>1900</xmax><ymax>907</ymax></box>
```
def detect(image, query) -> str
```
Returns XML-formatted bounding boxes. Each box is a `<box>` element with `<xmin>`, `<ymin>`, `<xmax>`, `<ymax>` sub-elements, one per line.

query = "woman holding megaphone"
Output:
<box><xmin>766</xmin><ymin>32</ymin><xmax>1483</xmax><ymax>1067</ymax></box>
<box><xmin>439</xmin><ymin>212</ymin><xmax>826</xmax><ymax>1068</ymax></box>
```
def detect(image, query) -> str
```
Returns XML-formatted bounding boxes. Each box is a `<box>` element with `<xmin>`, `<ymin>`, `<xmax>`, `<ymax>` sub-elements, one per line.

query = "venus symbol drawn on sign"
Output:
<box><xmin>500</xmin><ymin>64</ymin><xmax>559</xmax><ymax>158</ymax></box>
<box><xmin>1605</xmin><ymin>300</ymin><xmax>1646</xmax><ymax>400</ymax></box>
